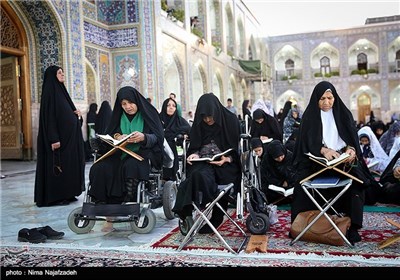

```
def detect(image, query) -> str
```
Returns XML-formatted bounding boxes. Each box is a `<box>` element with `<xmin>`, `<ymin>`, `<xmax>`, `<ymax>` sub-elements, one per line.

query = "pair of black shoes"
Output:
<box><xmin>18</xmin><ymin>226</ymin><xmax>64</xmax><ymax>243</ymax></box>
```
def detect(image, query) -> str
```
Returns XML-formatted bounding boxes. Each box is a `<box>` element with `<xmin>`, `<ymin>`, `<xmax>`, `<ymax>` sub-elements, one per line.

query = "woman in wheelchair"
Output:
<box><xmin>88</xmin><ymin>86</ymin><xmax>164</xmax><ymax>204</ymax></box>
<box><xmin>172</xmin><ymin>93</ymin><xmax>242</xmax><ymax>233</ymax></box>
<box><xmin>159</xmin><ymin>97</ymin><xmax>191</xmax><ymax>181</ymax></box>
<box><xmin>291</xmin><ymin>81</ymin><xmax>378</xmax><ymax>245</ymax></box>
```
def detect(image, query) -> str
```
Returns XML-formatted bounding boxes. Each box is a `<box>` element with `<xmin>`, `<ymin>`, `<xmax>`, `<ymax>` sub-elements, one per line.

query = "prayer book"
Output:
<box><xmin>268</xmin><ymin>185</ymin><xmax>294</xmax><ymax>197</ymax></box>
<box><xmin>262</xmin><ymin>138</ymin><xmax>273</xmax><ymax>144</ymax></box>
<box><xmin>310</xmin><ymin>176</ymin><xmax>340</xmax><ymax>186</ymax></box>
<box><xmin>305</xmin><ymin>152</ymin><xmax>349</xmax><ymax>166</ymax></box>
<box><xmin>366</xmin><ymin>160</ymin><xmax>379</xmax><ymax>169</ymax></box>
<box><xmin>190</xmin><ymin>148</ymin><xmax>233</xmax><ymax>162</ymax></box>
<box><xmin>97</xmin><ymin>132</ymin><xmax>136</xmax><ymax>146</ymax></box>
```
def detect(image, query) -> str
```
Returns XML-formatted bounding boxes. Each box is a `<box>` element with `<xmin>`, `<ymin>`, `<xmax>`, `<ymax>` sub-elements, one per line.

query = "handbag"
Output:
<box><xmin>290</xmin><ymin>210</ymin><xmax>351</xmax><ymax>246</ymax></box>
<box><xmin>163</xmin><ymin>138</ymin><xmax>174</xmax><ymax>168</ymax></box>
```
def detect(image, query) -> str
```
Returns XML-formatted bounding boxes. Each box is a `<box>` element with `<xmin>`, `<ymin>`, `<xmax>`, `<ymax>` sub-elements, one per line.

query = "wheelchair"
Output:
<box><xmin>67</xmin><ymin>137</ymin><xmax>179</xmax><ymax>235</ymax></box>
<box><xmin>236</xmin><ymin>116</ymin><xmax>270</xmax><ymax>235</ymax></box>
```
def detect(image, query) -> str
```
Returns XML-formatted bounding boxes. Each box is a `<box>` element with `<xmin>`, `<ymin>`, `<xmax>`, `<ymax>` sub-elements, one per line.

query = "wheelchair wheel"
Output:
<box><xmin>162</xmin><ymin>181</ymin><xmax>177</xmax><ymax>220</ymax></box>
<box><xmin>68</xmin><ymin>207</ymin><xmax>96</xmax><ymax>234</ymax></box>
<box><xmin>178</xmin><ymin>216</ymin><xmax>194</xmax><ymax>236</ymax></box>
<box><xmin>130</xmin><ymin>208</ymin><xmax>156</xmax><ymax>234</ymax></box>
<box><xmin>246</xmin><ymin>212</ymin><xmax>270</xmax><ymax>235</ymax></box>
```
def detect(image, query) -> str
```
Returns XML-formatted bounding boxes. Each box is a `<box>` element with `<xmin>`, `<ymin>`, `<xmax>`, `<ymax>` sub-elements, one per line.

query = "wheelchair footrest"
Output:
<box><xmin>81</xmin><ymin>202</ymin><xmax>140</xmax><ymax>217</ymax></box>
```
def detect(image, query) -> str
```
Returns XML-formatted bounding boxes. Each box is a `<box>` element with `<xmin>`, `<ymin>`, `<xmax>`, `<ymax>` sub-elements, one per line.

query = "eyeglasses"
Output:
<box><xmin>53</xmin><ymin>150</ymin><xmax>62</xmax><ymax>176</ymax></box>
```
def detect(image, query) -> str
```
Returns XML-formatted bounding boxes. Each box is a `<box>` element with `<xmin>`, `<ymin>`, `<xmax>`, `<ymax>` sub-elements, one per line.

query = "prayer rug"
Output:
<box><xmin>151</xmin><ymin>210</ymin><xmax>400</xmax><ymax>260</ymax></box>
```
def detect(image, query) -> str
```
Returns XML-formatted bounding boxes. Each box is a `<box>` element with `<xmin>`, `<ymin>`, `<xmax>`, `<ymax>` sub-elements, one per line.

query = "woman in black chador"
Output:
<box><xmin>261</xmin><ymin>140</ymin><xmax>296</xmax><ymax>205</ymax></box>
<box><xmin>291</xmin><ymin>81</ymin><xmax>378</xmax><ymax>245</ymax></box>
<box><xmin>34</xmin><ymin>65</ymin><xmax>85</xmax><ymax>207</ymax></box>
<box><xmin>250</xmin><ymin>108</ymin><xmax>283</xmax><ymax>142</ymax></box>
<box><xmin>88</xmin><ymin>86</ymin><xmax>164</xmax><ymax>203</ymax></box>
<box><xmin>159</xmin><ymin>97</ymin><xmax>191</xmax><ymax>181</ymax></box>
<box><xmin>172</xmin><ymin>93</ymin><xmax>242</xmax><ymax>233</ymax></box>
<box><xmin>95</xmin><ymin>100</ymin><xmax>112</xmax><ymax>135</ymax></box>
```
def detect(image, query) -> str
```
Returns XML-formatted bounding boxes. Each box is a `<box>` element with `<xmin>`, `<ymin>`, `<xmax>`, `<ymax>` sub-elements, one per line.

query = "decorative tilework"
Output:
<box><xmin>97</xmin><ymin>0</ymin><xmax>125</xmax><ymax>25</ymax></box>
<box><xmin>16</xmin><ymin>1</ymin><xmax>62</xmax><ymax>100</ymax></box>
<box><xmin>51</xmin><ymin>0</ymin><xmax>66</xmax><ymax>28</ymax></box>
<box><xmin>127</xmin><ymin>0</ymin><xmax>138</xmax><ymax>23</ymax></box>
<box><xmin>82</xmin><ymin>0</ymin><xmax>96</xmax><ymax>21</ymax></box>
<box><xmin>85</xmin><ymin>46</ymin><xmax>98</xmax><ymax>72</ymax></box>
<box><xmin>69</xmin><ymin>0</ymin><xmax>85</xmax><ymax>100</ymax></box>
<box><xmin>84</xmin><ymin>22</ymin><xmax>138</xmax><ymax>48</ymax></box>
<box><xmin>115</xmin><ymin>53</ymin><xmax>139</xmax><ymax>90</ymax></box>
<box><xmin>141</xmin><ymin>0</ymin><xmax>154</xmax><ymax>98</ymax></box>
<box><xmin>99</xmin><ymin>51</ymin><xmax>111</xmax><ymax>102</ymax></box>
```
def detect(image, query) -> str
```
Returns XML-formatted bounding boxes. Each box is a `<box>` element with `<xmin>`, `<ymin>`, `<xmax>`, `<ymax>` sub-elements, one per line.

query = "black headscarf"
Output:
<box><xmin>292</xmin><ymin>81</ymin><xmax>361</xmax><ymax>167</ymax></box>
<box><xmin>107</xmin><ymin>86</ymin><xmax>164</xmax><ymax>155</ymax></box>
<box><xmin>95</xmin><ymin>101</ymin><xmax>112</xmax><ymax>134</ymax></box>
<box><xmin>159</xmin><ymin>98</ymin><xmax>191</xmax><ymax>141</ymax></box>
<box><xmin>34</xmin><ymin>65</ymin><xmax>85</xmax><ymax>206</ymax></box>
<box><xmin>189</xmin><ymin>93</ymin><xmax>240</xmax><ymax>154</ymax></box>
<box><xmin>87</xmin><ymin>103</ymin><xmax>98</xmax><ymax>124</ymax></box>
<box><xmin>250</xmin><ymin>108</ymin><xmax>283</xmax><ymax>141</ymax></box>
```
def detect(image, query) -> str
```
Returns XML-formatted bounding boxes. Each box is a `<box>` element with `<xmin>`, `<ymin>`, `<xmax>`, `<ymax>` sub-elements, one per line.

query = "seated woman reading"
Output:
<box><xmin>260</xmin><ymin>140</ymin><xmax>296</xmax><ymax>205</ymax></box>
<box><xmin>88</xmin><ymin>86</ymin><xmax>164</xmax><ymax>204</ymax></box>
<box><xmin>291</xmin><ymin>81</ymin><xmax>378</xmax><ymax>245</ymax></box>
<box><xmin>172</xmin><ymin>93</ymin><xmax>242</xmax><ymax>233</ymax></box>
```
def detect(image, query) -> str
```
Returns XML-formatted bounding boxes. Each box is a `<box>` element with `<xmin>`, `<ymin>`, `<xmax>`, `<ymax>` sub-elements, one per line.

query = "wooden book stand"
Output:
<box><xmin>300</xmin><ymin>155</ymin><xmax>363</xmax><ymax>185</ymax></box>
<box><xmin>378</xmin><ymin>218</ymin><xmax>400</xmax><ymax>249</ymax></box>
<box><xmin>94</xmin><ymin>139</ymin><xmax>143</xmax><ymax>163</ymax></box>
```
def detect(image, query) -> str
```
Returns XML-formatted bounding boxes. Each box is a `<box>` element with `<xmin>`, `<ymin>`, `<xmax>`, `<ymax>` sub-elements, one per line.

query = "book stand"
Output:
<box><xmin>94</xmin><ymin>139</ymin><xmax>143</xmax><ymax>163</ymax></box>
<box><xmin>300</xmin><ymin>156</ymin><xmax>363</xmax><ymax>185</ymax></box>
<box><xmin>291</xmin><ymin>155</ymin><xmax>364</xmax><ymax>247</ymax></box>
<box><xmin>378</xmin><ymin>217</ymin><xmax>400</xmax><ymax>249</ymax></box>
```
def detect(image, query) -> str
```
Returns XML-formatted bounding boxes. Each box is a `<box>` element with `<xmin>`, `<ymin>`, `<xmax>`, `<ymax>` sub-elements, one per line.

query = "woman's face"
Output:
<box><xmin>318</xmin><ymin>90</ymin><xmax>335</xmax><ymax>112</ymax></box>
<box><xmin>360</xmin><ymin>137</ymin><xmax>370</xmax><ymax>146</ymax></box>
<box><xmin>202</xmin><ymin>115</ymin><xmax>215</xmax><ymax>126</ymax></box>
<box><xmin>274</xmin><ymin>154</ymin><xmax>285</xmax><ymax>162</ymax></box>
<box><xmin>292</xmin><ymin>111</ymin><xmax>298</xmax><ymax>118</ymax></box>
<box><xmin>253</xmin><ymin>147</ymin><xmax>263</xmax><ymax>157</ymax></box>
<box><xmin>121</xmin><ymin>99</ymin><xmax>138</xmax><ymax>115</ymax></box>
<box><xmin>166</xmin><ymin>100</ymin><xmax>176</xmax><ymax>116</ymax></box>
<box><xmin>56</xmin><ymin>68</ymin><xmax>65</xmax><ymax>83</ymax></box>
<box><xmin>255</xmin><ymin>117</ymin><xmax>264</xmax><ymax>124</ymax></box>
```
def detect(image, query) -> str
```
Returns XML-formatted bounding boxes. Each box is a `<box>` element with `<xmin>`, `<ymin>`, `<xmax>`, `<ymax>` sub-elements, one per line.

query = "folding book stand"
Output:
<box><xmin>291</xmin><ymin>155</ymin><xmax>364</xmax><ymax>247</ymax></box>
<box><xmin>378</xmin><ymin>217</ymin><xmax>400</xmax><ymax>249</ymax></box>
<box><xmin>95</xmin><ymin>139</ymin><xmax>144</xmax><ymax>163</ymax></box>
<box><xmin>178</xmin><ymin>183</ymin><xmax>248</xmax><ymax>254</ymax></box>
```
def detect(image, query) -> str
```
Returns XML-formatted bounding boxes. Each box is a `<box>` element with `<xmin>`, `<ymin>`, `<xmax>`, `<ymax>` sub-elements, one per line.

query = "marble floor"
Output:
<box><xmin>0</xmin><ymin>160</ymin><xmax>177</xmax><ymax>250</ymax></box>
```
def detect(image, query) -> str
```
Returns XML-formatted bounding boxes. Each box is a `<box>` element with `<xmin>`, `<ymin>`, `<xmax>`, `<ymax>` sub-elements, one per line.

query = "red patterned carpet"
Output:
<box><xmin>151</xmin><ymin>210</ymin><xmax>400</xmax><ymax>260</ymax></box>
<box><xmin>1</xmin><ymin>210</ymin><xmax>399</xmax><ymax>268</ymax></box>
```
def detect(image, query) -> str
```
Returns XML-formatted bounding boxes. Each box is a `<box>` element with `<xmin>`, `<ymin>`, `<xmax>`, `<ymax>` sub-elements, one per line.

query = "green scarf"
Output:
<box><xmin>120</xmin><ymin>111</ymin><xmax>144</xmax><ymax>159</ymax></box>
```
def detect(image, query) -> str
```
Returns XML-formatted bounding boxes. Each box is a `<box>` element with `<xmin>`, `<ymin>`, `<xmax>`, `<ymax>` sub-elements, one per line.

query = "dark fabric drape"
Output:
<box><xmin>95</xmin><ymin>101</ymin><xmax>112</xmax><ymax>135</ymax></box>
<box><xmin>250</xmin><ymin>108</ymin><xmax>283</xmax><ymax>141</ymax></box>
<box><xmin>88</xmin><ymin>86</ymin><xmax>164</xmax><ymax>203</ymax></box>
<box><xmin>34</xmin><ymin>65</ymin><xmax>85</xmax><ymax>207</ymax></box>
<box><xmin>291</xmin><ymin>81</ymin><xmax>377</xmax><ymax>229</ymax></box>
<box><xmin>172</xmin><ymin>93</ymin><xmax>242</xmax><ymax>217</ymax></box>
<box><xmin>159</xmin><ymin>98</ymin><xmax>191</xmax><ymax>180</ymax></box>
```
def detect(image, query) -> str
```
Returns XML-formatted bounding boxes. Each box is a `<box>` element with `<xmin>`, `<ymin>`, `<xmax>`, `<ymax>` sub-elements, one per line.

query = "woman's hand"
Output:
<box><xmin>344</xmin><ymin>147</ymin><xmax>357</xmax><ymax>163</ymax></box>
<box><xmin>51</xmin><ymin>142</ymin><xmax>60</xmax><ymax>151</ymax></box>
<box><xmin>74</xmin><ymin>110</ymin><xmax>82</xmax><ymax>120</ymax></box>
<box><xmin>394</xmin><ymin>167</ymin><xmax>400</xmax><ymax>179</ymax></box>
<box><xmin>129</xmin><ymin>131</ymin><xmax>144</xmax><ymax>144</ymax></box>
<box><xmin>210</xmin><ymin>155</ymin><xmax>231</xmax><ymax>166</ymax></box>
<box><xmin>320</xmin><ymin>147</ymin><xmax>340</xmax><ymax>161</ymax></box>
<box><xmin>187</xmin><ymin>153</ymin><xmax>200</xmax><ymax>165</ymax></box>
